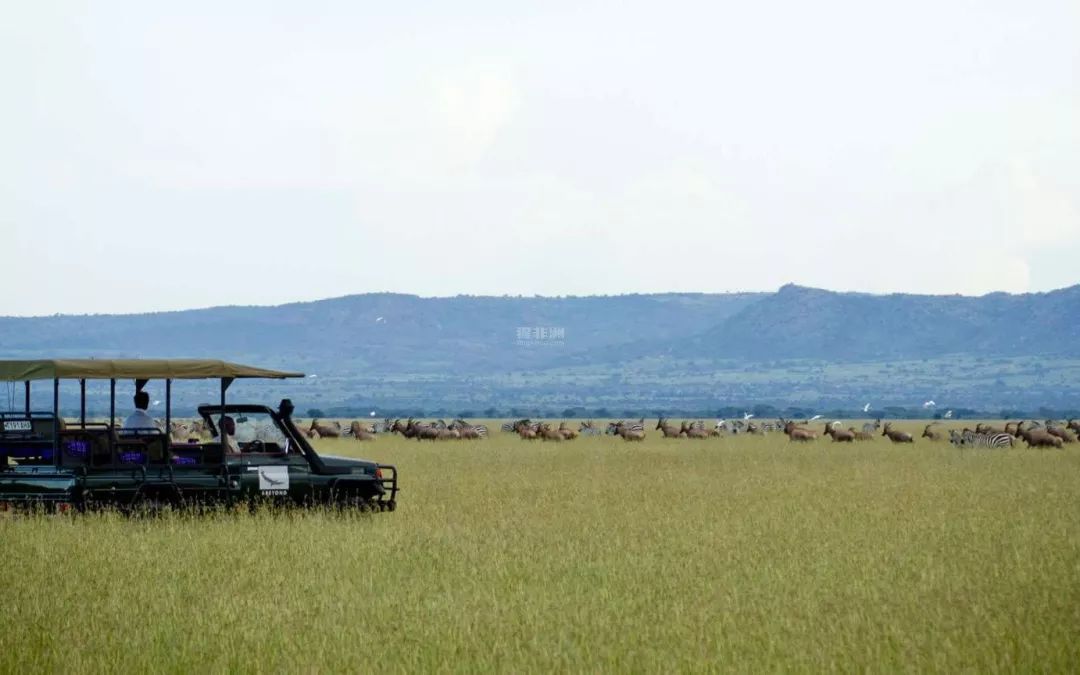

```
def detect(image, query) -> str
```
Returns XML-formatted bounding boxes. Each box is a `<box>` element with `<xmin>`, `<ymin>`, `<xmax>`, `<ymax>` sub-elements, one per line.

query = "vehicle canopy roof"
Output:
<box><xmin>0</xmin><ymin>359</ymin><xmax>304</xmax><ymax>382</ymax></box>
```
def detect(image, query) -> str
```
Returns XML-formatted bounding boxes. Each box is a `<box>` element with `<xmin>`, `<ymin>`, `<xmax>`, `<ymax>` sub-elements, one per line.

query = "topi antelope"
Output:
<box><xmin>656</xmin><ymin>418</ymin><xmax>684</xmax><ymax>438</ymax></box>
<box><xmin>537</xmin><ymin>423</ymin><xmax>563</xmax><ymax>442</ymax></box>
<box><xmin>348</xmin><ymin>421</ymin><xmax>376</xmax><ymax>441</ymax></box>
<box><xmin>308</xmin><ymin>419</ymin><xmax>341</xmax><ymax>438</ymax></box>
<box><xmin>921</xmin><ymin>424</ymin><xmax>944</xmax><ymax>441</ymax></box>
<box><xmin>849</xmin><ymin>427</ymin><xmax>874</xmax><ymax>441</ymax></box>
<box><xmin>824</xmin><ymin>425</ymin><xmax>855</xmax><ymax>442</ymax></box>
<box><xmin>782</xmin><ymin>420</ymin><xmax>818</xmax><ymax>440</ymax></box>
<box><xmin>608</xmin><ymin>420</ymin><xmax>646</xmax><ymax>441</ymax></box>
<box><xmin>682</xmin><ymin>421</ymin><xmax>709</xmax><ymax>439</ymax></box>
<box><xmin>1015</xmin><ymin>421</ymin><xmax>1063</xmax><ymax>448</ymax></box>
<box><xmin>882</xmin><ymin>423</ymin><xmax>914</xmax><ymax>443</ymax></box>
<box><xmin>557</xmin><ymin>422</ymin><xmax>578</xmax><ymax>440</ymax></box>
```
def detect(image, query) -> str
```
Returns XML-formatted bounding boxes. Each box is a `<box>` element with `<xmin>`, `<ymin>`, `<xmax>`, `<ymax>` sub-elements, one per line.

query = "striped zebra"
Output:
<box><xmin>501</xmin><ymin>419</ymin><xmax>530</xmax><ymax>434</ymax></box>
<box><xmin>451</xmin><ymin>419</ymin><xmax>488</xmax><ymax>437</ymax></box>
<box><xmin>950</xmin><ymin>429</ymin><xmax>1013</xmax><ymax>448</ymax></box>
<box><xmin>578</xmin><ymin>420</ymin><xmax>602</xmax><ymax>436</ymax></box>
<box><xmin>606</xmin><ymin>419</ymin><xmax>645</xmax><ymax>435</ymax></box>
<box><xmin>862</xmin><ymin>420</ymin><xmax>881</xmax><ymax>434</ymax></box>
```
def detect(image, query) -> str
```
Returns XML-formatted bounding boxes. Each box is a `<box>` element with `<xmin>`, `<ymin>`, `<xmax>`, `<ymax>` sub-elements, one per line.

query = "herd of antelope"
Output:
<box><xmin>500</xmin><ymin>416</ymin><xmax>1080</xmax><ymax>448</ymax></box>
<box><xmin>169</xmin><ymin>415</ymin><xmax>1080</xmax><ymax>449</ymax></box>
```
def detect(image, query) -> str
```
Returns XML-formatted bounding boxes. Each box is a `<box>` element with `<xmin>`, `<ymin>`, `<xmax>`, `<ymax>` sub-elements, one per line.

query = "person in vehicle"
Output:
<box><xmin>122</xmin><ymin>391</ymin><xmax>159</xmax><ymax>432</ymax></box>
<box><xmin>212</xmin><ymin>415</ymin><xmax>242</xmax><ymax>454</ymax></box>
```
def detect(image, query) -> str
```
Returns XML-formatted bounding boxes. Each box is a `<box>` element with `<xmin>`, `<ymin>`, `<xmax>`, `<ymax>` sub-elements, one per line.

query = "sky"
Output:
<box><xmin>2</xmin><ymin>0</ymin><xmax>1078</xmax><ymax>316</ymax></box>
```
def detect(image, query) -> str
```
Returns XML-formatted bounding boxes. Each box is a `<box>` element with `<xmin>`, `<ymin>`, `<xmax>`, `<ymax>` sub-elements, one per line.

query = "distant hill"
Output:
<box><xmin>0</xmin><ymin>293</ymin><xmax>763</xmax><ymax>372</ymax></box>
<box><xmin>2</xmin><ymin>285</ymin><xmax>1078</xmax><ymax>412</ymax></box>
<box><xmin>676</xmin><ymin>283</ymin><xmax>1080</xmax><ymax>360</ymax></box>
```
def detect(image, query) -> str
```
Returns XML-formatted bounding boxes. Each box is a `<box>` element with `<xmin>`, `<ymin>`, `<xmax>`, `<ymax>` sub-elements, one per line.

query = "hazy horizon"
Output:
<box><xmin>3</xmin><ymin>1</ymin><xmax>1077</xmax><ymax>316</ymax></box>
<box><xmin>3</xmin><ymin>281</ymin><xmax>1079</xmax><ymax>319</ymax></box>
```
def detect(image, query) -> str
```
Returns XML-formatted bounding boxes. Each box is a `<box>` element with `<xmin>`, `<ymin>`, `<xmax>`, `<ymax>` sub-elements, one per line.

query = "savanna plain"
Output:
<box><xmin>2</xmin><ymin>422</ymin><xmax>1079</xmax><ymax>672</ymax></box>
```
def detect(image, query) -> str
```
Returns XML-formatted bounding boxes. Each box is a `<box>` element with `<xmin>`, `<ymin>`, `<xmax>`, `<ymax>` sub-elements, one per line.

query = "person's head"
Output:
<box><xmin>133</xmin><ymin>391</ymin><xmax>150</xmax><ymax>411</ymax></box>
<box><xmin>220</xmin><ymin>416</ymin><xmax>236</xmax><ymax>436</ymax></box>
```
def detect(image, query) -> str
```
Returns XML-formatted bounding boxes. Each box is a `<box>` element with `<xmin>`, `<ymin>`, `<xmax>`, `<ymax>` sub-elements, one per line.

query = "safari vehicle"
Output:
<box><xmin>0</xmin><ymin>359</ymin><xmax>397</xmax><ymax>512</ymax></box>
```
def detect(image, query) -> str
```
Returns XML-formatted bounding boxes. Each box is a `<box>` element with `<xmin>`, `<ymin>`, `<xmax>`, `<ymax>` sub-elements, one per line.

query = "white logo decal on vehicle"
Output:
<box><xmin>258</xmin><ymin>466</ymin><xmax>290</xmax><ymax>493</ymax></box>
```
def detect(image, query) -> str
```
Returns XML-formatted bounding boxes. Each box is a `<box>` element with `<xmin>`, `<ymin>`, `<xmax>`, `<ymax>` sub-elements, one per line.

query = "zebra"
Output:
<box><xmin>501</xmin><ymin>419</ymin><xmax>530</xmax><ymax>434</ymax></box>
<box><xmin>950</xmin><ymin>429</ymin><xmax>1013</xmax><ymax>448</ymax></box>
<box><xmin>578</xmin><ymin>420</ymin><xmax>602</xmax><ymax>436</ymax></box>
<box><xmin>606</xmin><ymin>419</ymin><xmax>645</xmax><ymax>435</ymax></box>
<box><xmin>450</xmin><ymin>419</ymin><xmax>488</xmax><ymax>437</ymax></box>
<box><xmin>366</xmin><ymin>418</ymin><xmax>391</xmax><ymax>434</ymax></box>
<box><xmin>862</xmin><ymin>419</ymin><xmax>881</xmax><ymax>434</ymax></box>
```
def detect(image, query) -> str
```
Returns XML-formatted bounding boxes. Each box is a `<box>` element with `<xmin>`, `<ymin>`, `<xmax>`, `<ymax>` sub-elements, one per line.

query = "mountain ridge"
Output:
<box><xmin>2</xmin><ymin>285</ymin><xmax>1078</xmax><ymax>410</ymax></box>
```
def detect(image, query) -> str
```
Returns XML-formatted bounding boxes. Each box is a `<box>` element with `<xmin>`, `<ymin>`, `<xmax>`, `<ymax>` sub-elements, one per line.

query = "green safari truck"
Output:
<box><xmin>0</xmin><ymin>359</ymin><xmax>398</xmax><ymax>512</ymax></box>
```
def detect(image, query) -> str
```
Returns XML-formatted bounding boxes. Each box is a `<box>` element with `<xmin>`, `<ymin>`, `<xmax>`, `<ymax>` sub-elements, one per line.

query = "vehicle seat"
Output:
<box><xmin>59</xmin><ymin>430</ymin><xmax>110</xmax><ymax>467</ymax></box>
<box><xmin>201</xmin><ymin>443</ymin><xmax>224</xmax><ymax>465</ymax></box>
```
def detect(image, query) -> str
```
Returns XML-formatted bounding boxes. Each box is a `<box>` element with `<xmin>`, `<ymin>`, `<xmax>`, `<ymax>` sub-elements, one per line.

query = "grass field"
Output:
<box><xmin>2</xmin><ymin>422</ymin><xmax>1079</xmax><ymax>672</ymax></box>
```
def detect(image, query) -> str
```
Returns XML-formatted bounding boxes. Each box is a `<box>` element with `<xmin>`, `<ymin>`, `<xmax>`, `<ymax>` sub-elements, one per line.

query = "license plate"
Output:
<box><xmin>3</xmin><ymin>420</ymin><xmax>32</xmax><ymax>432</ymax></box>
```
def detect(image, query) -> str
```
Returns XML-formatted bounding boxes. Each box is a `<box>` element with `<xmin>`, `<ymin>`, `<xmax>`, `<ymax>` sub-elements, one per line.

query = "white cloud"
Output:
<box><xmin>1012</xmin><ymin>159</ymin><xmax>1080</xmax><ymax>247</ymax></box>
<box><xmin>432</xmin><ymin>69</ymin><xmax>519</xmax><ymax>168</ymax></box>
<box><xmin>0</xmin><ymin>0</ymin><xmax>1077</xmax><ymax>315</ymax></box>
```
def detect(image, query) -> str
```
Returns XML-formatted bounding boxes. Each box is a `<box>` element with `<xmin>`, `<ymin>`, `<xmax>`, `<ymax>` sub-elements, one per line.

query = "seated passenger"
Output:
<box><xmin>212</xmin><ymin>416</ymin><xmax>242</xmax><ymax>454</ymax></box>
<box><xmin>122</xmin><ymin>392</ymin><xmax>159</xmax><ymax>433</ymax></box>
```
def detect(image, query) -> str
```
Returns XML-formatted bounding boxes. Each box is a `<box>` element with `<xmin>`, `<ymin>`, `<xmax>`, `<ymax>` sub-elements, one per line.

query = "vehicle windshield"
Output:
<box><xmin>233</xmin><ymin>413</ymin><xmax>286</xmax><ymax>444</ymax></box>
<box><xmin>203</xmin><ymin>410</ymin><xmax>294</xmax><ymax>453</ymax></box>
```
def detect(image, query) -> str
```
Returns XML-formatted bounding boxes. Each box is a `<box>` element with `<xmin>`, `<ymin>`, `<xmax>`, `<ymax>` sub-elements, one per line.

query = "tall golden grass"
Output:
<box><xmin>2</xmin><ymin>422</ymin><xmax>1078</xmax><ymax>671</ymax></box>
